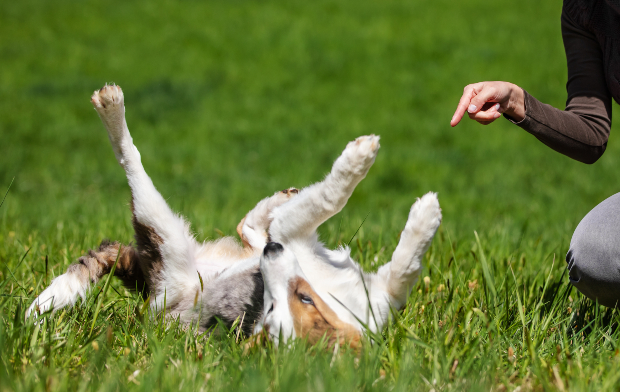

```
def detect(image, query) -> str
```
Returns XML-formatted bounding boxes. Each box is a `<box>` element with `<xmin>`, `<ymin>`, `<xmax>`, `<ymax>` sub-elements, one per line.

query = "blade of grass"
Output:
<box><xmin>348</xmin><ymin>212</ymin><xmax>370</xmax><ymax>247</ymax></box>
<box><xmin>3</xmin><ymin>248</ymin><xmax>31</xmax><ymax>291</ymax></box>
<box><xmin>0</xmin><ymin>177</ymin><xmax>14</xmax><ymax>209</ymax></box>
<box><xmin>474</xmin><ymin>231</ymin><xmax>497</xmax><ymax>303</ymax></box>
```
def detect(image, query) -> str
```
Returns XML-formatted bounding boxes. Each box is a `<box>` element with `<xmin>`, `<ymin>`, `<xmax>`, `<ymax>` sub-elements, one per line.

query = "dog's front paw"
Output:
<box><xmin>238</xmin><ymin>188</ymin><xmax>299</xmax><ymax>249</ymax></box>
<box><xmin>26</xmin><ymin>274</ymin><xmax>86</xmax><ymax>318</ymax></box>
<box><xmin>341</xmin><ymin>135</ymin><xmax>380</xmax><ymax>175</ymax></box>
<box><xmin>27</xmin><ymin>292</ymin><xmax>55</xmax><ymax>317</ymax></box>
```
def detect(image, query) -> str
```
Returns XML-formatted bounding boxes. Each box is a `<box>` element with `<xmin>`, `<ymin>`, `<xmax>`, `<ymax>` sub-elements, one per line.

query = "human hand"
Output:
<box><xmin>450</xmin><ymin>81</ymin><xmax>525</xmax><ymax>126</ymax></box>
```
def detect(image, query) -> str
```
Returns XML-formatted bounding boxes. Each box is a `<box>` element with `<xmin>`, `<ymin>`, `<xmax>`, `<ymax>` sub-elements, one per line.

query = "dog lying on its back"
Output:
<box><xmin>28</xmin><ymin>85</ymin><xmax>442</xmax><ymax>346</ymax></box>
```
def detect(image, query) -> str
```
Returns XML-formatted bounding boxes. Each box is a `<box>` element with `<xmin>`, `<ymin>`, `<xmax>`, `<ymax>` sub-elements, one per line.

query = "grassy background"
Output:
<box><xmin>2</xmin><ymin>0</ymin><xmax>620</xmax><ymax>390</ymax></box>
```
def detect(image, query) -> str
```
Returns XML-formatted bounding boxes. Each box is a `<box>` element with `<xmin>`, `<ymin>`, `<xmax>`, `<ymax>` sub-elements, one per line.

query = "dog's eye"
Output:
<box><xmin>267</xmin><ymin>303</ymin><xmax>274</xmax><ymax>314</ymax></box>
<box><xmin>300</xmin><ymin>295</ymin><xmax>314</xmax><ymax>305</ymax></box>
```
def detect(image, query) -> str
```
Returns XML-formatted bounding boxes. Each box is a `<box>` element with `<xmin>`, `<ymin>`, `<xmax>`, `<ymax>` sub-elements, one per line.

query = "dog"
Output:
<box><xmin>28</xmin><ymin>85</ymin><xmax>442</xmax><ymax>347</ymax></box>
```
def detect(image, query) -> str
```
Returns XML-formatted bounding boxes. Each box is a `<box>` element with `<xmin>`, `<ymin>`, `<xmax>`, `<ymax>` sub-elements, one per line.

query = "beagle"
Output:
<box><xmin>28</xmin><ymin>85</ymin><xmax>442</xmax><ymax>346</ymax></box>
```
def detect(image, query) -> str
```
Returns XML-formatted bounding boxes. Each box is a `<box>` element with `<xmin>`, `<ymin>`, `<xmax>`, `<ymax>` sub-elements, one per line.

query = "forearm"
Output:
<box><xmin>504</xmin><ymin>91</ymin><xmax>610</xmax><ymax>164</ymax></box>
<box><xmin>451</xmin><ymin>7</ymin><xmax>614</xmax><ymax>163</ymax></box>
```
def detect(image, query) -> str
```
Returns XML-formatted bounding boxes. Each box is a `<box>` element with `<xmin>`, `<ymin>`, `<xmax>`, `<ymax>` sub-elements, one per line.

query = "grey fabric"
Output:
<box><xmin>567</xmin><ymin>192</ymin><xmax>620</xmax><ymax>307</ymax></box>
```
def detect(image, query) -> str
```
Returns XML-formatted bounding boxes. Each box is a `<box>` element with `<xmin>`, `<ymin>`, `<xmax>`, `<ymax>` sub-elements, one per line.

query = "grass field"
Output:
<box><xmin>2</xmin><ymin>0</ymin><xmax>620</xmax><ymax>390</ymax></box>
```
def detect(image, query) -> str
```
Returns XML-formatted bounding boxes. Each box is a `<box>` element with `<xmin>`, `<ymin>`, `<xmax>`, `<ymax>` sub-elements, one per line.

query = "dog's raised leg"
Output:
<box><xmin>91</xmin><ymin>85</ymin><xmax>200</xmax><ymax>309</ymax></box>
<box><xmin>378</xmin><ymin>193</ymin><xmax>441</xmax><ymax>309</ymax></box>
<box><xmin>27</xmin><ymin>241</ymin><xmax>139</xmax><ymax>316</ymax></box>
<box><xmin>268</xmin><ymin>135</ymin><xmax>380</xmax><ymax>243</ymax></box>
<box><xmin>237</xmin><ymin>188</ymin><xmax>298</xmax><ymax>250</ymax></box>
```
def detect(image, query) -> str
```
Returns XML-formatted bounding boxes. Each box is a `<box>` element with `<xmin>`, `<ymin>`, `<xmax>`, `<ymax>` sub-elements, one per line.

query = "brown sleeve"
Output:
<box><xmin>504</xmin><ymin>10</ymin><xmax>612</xmax><ymax>164</ymax></box>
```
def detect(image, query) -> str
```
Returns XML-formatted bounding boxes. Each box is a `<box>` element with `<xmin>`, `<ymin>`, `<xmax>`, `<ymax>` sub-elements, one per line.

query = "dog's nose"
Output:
<box><xmin>263</xmin><ymin>242</ymin><xmax>284</xmax><ymax>256</ymax></box>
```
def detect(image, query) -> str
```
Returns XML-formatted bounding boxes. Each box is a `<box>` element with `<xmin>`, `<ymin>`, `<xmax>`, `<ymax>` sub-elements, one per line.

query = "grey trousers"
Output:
<box><xmin>566</xmin><ymin>192</ymin><xmax>620</xmax><ymax>307</ymax></box>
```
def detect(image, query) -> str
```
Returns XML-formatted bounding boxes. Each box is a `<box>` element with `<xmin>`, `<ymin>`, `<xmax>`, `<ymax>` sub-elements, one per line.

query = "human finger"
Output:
<box><xmin>450</xmin><ymin>83</ymin><xmax>484</xmax><ymax>127</ymax></box>
<box><xmin>466</xmin><ymin>86</ymin><xmax>505</xmax><ymax>116</ymax></box>
<box><xmin>468</xmin><ymin>102</ymin><xmax>501</xmax><ymax>122</ymax></box>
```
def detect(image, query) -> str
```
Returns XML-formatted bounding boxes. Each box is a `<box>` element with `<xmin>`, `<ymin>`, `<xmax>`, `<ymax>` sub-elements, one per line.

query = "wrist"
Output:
<box><xmin>504</xmin><ymin>84</ymin><xmax>525</xmax><ymax>122</ymax></box>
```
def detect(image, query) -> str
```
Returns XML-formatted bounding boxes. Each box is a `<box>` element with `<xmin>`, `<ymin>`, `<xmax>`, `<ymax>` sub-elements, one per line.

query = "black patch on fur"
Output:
<box><xmin>202</xmin><ymin>267</ymin><xmax>264</xmax><ymax>336</ymax></box>
<box><xmin>130</xmin><ymin>200</ymin><xmax>164</xmax><ymax>294</ymax></box>
<box><xmin>99</xmin><ymin>239</ymin><xmax>149</xmax><ymax>296</ymax></box>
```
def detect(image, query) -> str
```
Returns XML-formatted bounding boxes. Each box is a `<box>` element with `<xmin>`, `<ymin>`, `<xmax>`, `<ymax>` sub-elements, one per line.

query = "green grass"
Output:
<box><xmin>2</xmin><ymin>0</ymin><xmax>620</xmax><ymax>390</ymax></box>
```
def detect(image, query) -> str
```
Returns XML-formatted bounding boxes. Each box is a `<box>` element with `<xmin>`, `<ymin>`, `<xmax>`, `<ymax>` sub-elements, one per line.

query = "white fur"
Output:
<box><xmin>27</xmin><ymin>273</ymin><xmax>89</xmax><ymax>315</ymax></box>
<box><xmin>259</xmin><ymin>246</ymin><xmax>300</xmax><ymax>339</ymax></box>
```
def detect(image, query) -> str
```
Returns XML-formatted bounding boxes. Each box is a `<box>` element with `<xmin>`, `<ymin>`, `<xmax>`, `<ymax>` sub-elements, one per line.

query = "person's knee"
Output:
<box><xmin>566</xmin><ymin>193</ymin><xmax>620</xmax><ymax>307</ymax></box>
<box><xmin>566</xmin><ymin>234</ymin><xmax>620</xmax><ymax>307</ymax></box>
<box><xmin>567</xmin><ymin>230</ymin><xmax>597</xmax><ymax>284</ymax></box>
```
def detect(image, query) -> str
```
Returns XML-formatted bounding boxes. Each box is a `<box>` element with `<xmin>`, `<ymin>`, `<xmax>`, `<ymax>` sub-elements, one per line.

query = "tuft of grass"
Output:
<box><xmin>3</xmin><ymin>229</ymin><xmax>620</xmax><ymax>390</ymax></box>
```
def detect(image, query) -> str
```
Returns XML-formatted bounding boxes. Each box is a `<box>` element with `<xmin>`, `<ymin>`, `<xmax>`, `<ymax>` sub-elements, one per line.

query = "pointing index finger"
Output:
<box><xmin>450</xmin><ymin>83</ymin><xmax>482</xmax><ymax>127</ymax></box>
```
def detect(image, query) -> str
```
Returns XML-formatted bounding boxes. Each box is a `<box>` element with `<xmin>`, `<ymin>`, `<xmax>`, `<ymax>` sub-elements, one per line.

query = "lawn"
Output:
<box><xmin>2</xmin><ymin>0</ymin><xmax>620</xmax><ymax>390</ymax></box>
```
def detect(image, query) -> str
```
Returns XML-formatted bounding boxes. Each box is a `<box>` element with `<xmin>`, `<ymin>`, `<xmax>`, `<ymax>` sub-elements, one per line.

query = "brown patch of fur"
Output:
<box><xmin>129</xmin><ymin>198</ymin><xmax>165</xmax><ymax>294</ymax></box>
<box><xmin>70</xmin><ymin>240</ymin><xmax>146</xmax><ymax>295</ymax></box>
<box><xmin>288</xmin><ymin>277</ymin><xmax>361</xmax><ymax>349</ymax></box>
<box><xmin>131</xmin><ymin>214</ymin><xmax>164</xmax><ymax>293</ymax></box>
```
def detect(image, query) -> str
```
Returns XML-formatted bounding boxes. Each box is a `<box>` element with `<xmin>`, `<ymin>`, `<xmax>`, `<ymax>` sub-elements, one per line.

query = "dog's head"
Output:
<box><xmin>257</xmin><ymin>242</ymin><xmax>361</xmax><ymax>348</ymax></box>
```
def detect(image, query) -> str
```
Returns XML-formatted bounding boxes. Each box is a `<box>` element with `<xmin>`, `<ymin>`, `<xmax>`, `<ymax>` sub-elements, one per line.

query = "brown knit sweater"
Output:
<box><xmin>505</xmin><ymin>0</ymin><xmax>620</xmax><ymax>164</ymax></box>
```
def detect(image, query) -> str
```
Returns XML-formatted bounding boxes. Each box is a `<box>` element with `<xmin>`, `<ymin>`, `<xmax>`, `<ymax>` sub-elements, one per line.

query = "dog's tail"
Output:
<box><xmin>26</xmin><ymin>240</ymin><xmax>147</xmax><ymax>318</ymax></box>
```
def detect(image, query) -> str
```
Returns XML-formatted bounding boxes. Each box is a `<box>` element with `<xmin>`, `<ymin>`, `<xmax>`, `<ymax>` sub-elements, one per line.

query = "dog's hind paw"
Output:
<box><xmin>341</xmin><ymin>135</ymin><xmax>380</xmax><ymax>175</ymax></box>
<box><xmin>91</xmin><ymin>84</ymin><xmax>130</xmax><ymax>160</ymax></box>
<box><xmin>91</xmin><ymin>84</ymin><xmax>124</xmax><ymax>110</ymax></box>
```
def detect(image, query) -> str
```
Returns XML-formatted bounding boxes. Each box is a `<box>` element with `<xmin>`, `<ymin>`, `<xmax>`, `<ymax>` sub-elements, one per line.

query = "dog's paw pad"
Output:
<box><xmin>91</xmin><ymin>84</ymin><xmax>124</xmax><ymax>110</ymax></box>
<box><xmin>268</xmin><ymin>188</ymin><xmax>299</xmax><ymax>208</ymax></box>
<box><xmin>278</xmin><ymin>188</ymin><xmax>299</xmax><ymax>196</ymax></box>
<box><xmin>268</xmin><ymin>188</ymin><xmax>298</xmax><ymax>210</ymax></box>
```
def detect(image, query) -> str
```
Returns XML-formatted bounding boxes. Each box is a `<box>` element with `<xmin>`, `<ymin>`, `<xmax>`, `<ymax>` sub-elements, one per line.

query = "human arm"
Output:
<box><xmin>450</xmin><ymin>11</ymin><xmax>612</xmax><ymax>164</ymax></box>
